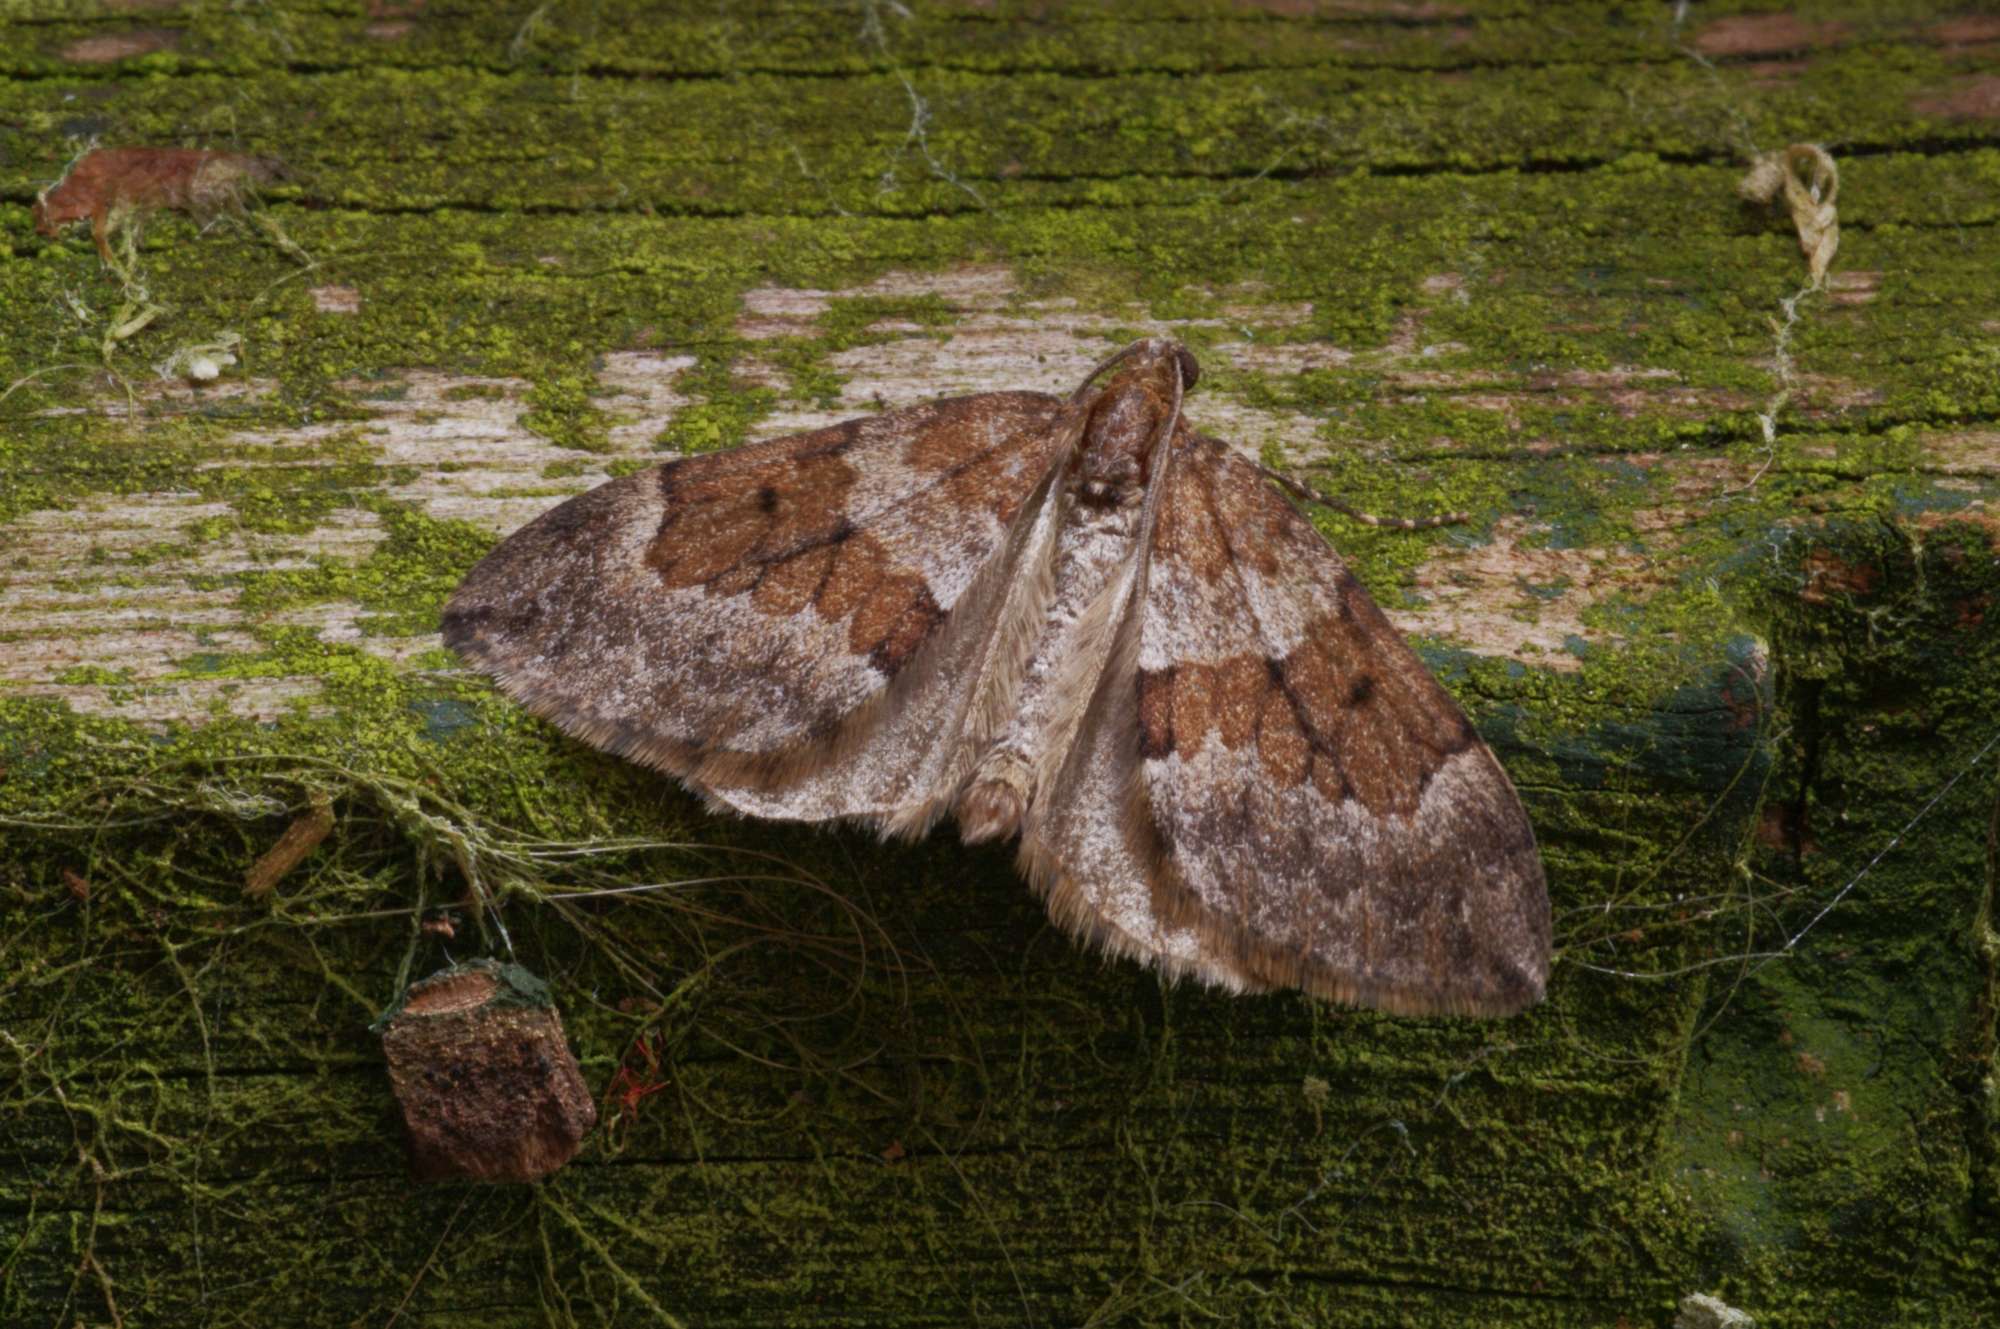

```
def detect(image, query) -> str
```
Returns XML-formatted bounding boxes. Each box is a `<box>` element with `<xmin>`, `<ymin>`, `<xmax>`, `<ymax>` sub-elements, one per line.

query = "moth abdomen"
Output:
<box><xmin>956</xmin><ymin>778</ymin><xmax>1026</xmax><ymax>844</ymax></box>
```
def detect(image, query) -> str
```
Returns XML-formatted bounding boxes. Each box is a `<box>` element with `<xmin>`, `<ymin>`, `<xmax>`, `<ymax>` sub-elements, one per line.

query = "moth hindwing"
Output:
<box><xmin>444</xmin><ymin>338</ymin><xmax>1550</xmax><ymax>1017</ymax></box>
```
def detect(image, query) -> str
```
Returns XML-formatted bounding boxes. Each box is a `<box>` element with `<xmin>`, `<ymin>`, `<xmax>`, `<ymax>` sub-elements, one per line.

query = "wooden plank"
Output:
<box><xmin>2</xmin><ymin>4</ymin><xmax>1996</xmax><ymax>1326</ymax></box>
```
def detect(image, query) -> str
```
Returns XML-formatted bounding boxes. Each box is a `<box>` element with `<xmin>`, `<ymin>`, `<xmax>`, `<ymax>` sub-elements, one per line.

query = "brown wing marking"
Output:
<box><xmin>1129</xmin><ymin>436</ymin><xmax>1549</xmax><ymax>1017</ymax></box>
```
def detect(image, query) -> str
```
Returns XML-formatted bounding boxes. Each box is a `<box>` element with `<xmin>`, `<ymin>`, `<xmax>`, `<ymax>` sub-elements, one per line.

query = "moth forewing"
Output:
<box><xmin>706</xmin><ymin>437</ymin><xmax>1076</xmax><ymax>839</ymax></box>
<box><xmin>444</xmin><ymin>391</ymin><xmax>1072</xmax><ymax>809</ymax></box>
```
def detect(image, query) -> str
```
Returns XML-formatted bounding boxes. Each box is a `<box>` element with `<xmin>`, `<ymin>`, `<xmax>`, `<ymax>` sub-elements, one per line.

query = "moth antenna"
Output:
<box><xmin>1070</xmin><ymin>341</ymin><xmax>1143</xmax><ymax>402</ymax></box>
<box><xmin>1069</xmin><ymin>336</ymin><xmax>1182</xmax><ymax>403</ymax></box>
<box><xmin>1256</xmin><ymin>463</ymin><xmax>1469</xmax><ymax>530</ymax></box>
<box><xmin>1067</xmin><ymin>339</ymin><xmax>1193</xmax><ymax>468</ymax></box>
<box><xmin>1159</xmin><ymin>348</ymin><xmax>1188</xmax><ymax>445</ymax></box>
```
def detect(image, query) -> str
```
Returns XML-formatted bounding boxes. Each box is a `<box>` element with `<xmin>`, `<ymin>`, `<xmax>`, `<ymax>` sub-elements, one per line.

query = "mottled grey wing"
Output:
<box><xmin>443</xmin><ymin>392</ymin><xmax>1073</xmax><ymax>821</ymax></box>
<box><xmin>1128</xmin><ymin>435</ymin><xmax>1549</xmax><ymax>1016</ymax></box>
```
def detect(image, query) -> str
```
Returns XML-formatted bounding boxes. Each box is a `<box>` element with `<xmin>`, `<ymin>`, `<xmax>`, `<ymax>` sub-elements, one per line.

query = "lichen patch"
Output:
<box><xmin>350</xmin><ymin>369</ymin><xmax>675</xmax><ymax>530</ymax></box>
<box><xmin>597</xmin><ymin>351</ymin><xmax>698</xmax><ymax>451</ymax></box>
<box><xmin>1920</xmin><ymin>429</ymin><xmax>2000</xmax><ymax>476</ymax></box>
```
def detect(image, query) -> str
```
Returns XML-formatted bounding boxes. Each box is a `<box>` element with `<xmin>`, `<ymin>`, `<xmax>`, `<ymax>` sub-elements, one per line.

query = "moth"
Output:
<box><xmin>444</xmin><ymin>340</ymin><xmax>1550</xmax><ymax>1016</ymax></box>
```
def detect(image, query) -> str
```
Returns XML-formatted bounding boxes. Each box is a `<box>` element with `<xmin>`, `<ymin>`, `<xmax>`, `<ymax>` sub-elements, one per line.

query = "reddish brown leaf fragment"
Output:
<box><xmin>32</xmin><ymin>147</ymin><xmax>286</xmax><ymax>264</ymax></box>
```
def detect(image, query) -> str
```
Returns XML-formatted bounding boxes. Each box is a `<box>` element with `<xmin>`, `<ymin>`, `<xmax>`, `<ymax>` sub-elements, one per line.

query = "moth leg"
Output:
<box><xmin>1255</xmin><ymin>462</ymin><xmax>1468</xmax><ymax>531</ymax></box>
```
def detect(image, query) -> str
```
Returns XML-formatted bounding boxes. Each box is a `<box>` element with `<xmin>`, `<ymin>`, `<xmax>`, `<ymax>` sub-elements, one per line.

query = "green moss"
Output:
<box><xmin>173</xmin><ymin>626</ymin><xmax>396</xmax><ymax>690</ymax></box>
<box><xmin>13</xmin><ymin>507</ymin><xmax>1986</xmax><ymax>1326</ymax></box>
<box><xmin>49</xmin><ymin>664</ymin><xmax>132</xmax><ymax>686</ymax></box>
<box><xmin>0</xmin><ymin>416</ymin><xmax>201</xmax><ymax>525</ymax></box>
<box><xmin>521</xmin><ymin>370</ymin><xmax>613</xmax><ymax>453</ymax></box>
<box><xmin>659</xmin><ymin>351</ymin><xmax>777</xmax><ymax>453</ymax></box>
<box><xmin>1662</xmin><ymin>518</ymin><xmax>2000</xmax><ymax>1310</ymax></box>
<box><xmin>232</xmin><ymin>500</ymin><xmax>493</xmax><ymax>624</ymax></box>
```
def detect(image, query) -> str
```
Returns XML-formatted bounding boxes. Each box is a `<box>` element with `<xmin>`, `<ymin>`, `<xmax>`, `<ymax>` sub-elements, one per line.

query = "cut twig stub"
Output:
<box><xmin>379</xmin><ymin>961</ymin><xmax>597</xmax><ymax>1184</ymax></box>
<box><xmin>243</xmin><ymin>790</ymin><xmax>334</xmax><ymax>897</ymax></box>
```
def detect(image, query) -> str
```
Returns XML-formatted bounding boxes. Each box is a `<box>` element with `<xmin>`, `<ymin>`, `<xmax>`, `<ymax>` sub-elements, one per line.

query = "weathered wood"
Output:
<box><xmin>2</xmin><ymin>3</ymin><xmax>1997</xmax><ymax>1326</ymax></box>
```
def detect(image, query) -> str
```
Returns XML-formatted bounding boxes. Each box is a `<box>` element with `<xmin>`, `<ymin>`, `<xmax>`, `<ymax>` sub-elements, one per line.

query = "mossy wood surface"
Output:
<box><xmin>2</xmin><ymin>3</ymin><xmax>1998</xmax><ymax>1326</ymax></box>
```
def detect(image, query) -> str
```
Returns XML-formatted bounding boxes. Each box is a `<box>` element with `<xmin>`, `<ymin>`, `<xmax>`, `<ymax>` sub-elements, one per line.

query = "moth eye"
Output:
<box><xmin>1174</xmin><ymin>347</ymin><xmax>1200</xmax><ymax>391</ymax></box>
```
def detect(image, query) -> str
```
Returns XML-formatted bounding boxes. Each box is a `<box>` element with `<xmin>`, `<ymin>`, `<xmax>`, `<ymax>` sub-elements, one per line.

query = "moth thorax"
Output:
<box><xmin>1078</xmin><ymin>370</ymin><xmax>1177</xmax><ymax>503</ymax></box>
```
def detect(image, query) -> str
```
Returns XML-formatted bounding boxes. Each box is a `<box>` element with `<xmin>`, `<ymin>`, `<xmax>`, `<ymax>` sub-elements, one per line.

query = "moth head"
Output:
<box><xmin>1073</xmin><ymin>340</ymin><xmax>1200</xmax><ymax>494</ymax></box>
<box><xmin>1074</xmin><ymin>337</ymin><xmax>1199</xmax><ymax>400</ymax></box>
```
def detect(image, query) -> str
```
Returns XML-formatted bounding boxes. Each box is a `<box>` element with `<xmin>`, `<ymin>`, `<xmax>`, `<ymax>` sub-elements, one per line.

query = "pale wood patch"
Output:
<box><xmin>10</xmin><ymin>264</ymin><xmax>1754</xmax><ymax>723</ymax></box>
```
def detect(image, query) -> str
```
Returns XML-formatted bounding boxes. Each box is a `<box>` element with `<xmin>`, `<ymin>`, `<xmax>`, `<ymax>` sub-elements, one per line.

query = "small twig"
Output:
<box><xmin>243</xmin><ymin>789</ymin><xmax>335</xmax><ymax>897</ymax></box>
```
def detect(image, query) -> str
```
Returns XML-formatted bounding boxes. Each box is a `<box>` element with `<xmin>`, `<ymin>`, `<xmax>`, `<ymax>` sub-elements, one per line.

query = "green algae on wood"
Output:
<box><xmin>5</xmin><ymin>2</ymin><xmax>2000</xmax><ymax>1325</ymax></box>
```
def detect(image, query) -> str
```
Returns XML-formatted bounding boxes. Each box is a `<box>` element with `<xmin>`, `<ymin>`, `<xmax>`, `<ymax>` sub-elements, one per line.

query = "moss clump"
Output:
<box><xmin>520</xmin><ymin>370</ymin><xmax>613</xmax><ymax>452</ymax></box>
<box><xmin>230</xmin><ymin>499</ymin><xmax>494</xmax><ymax>628</ymax></box>
<box><xmin>658</xmin><ymin>364</ymin><xmax>775</xmax><ymax>452</ymax></box>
